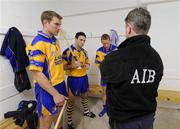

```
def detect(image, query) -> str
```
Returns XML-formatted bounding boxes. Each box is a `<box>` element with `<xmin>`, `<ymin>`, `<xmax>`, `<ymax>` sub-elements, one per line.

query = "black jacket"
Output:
<box><xmin>100</xmin><ymin>35</ymin><xmax>163</xmax><ymax>122</ymax></box>
<box><xmin>0</xmin><ymin>27</ymin><xmax>31</xmax><ymax>92</ymax></box>
<box><xmin>0</xmin><ymin>27</ymin><xmax>29</xmax><ymax>72</ymax></box>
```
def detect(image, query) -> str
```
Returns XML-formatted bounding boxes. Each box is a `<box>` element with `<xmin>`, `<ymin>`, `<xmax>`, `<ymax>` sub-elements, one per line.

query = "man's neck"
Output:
<box><xmin>126</xmin><ymin>33</ymin><xmax>139</xmax><ymax>39</ymax></box>
<box><xmin>105</xmin><ymin>46</ymin><xmax>110</xmax><ymax>51</ymax></box>
<box><xmin>74</xmin><ymin>44</ymin><xmax>81</xmax><ymax>51</ymax></box>
<box><xmin>42</xmin><ymin>29</ymin><xmax>53</xmax><ymax>37</ymax></box>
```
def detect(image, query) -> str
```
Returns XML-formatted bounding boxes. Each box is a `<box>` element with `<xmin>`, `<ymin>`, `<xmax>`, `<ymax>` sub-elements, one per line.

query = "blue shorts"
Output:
<box><xmin>34</xmin><ymin>81</ymin><xmax>67</xmax><ymax>116</ymax></box>
<box><xmin>101</xmin><ymin>79</ymin><xmax>107</xmax><ymax>87</ymax></box>
<box><xmin>67</xmin><ymin>75</ymin><xmax>89</xmax><ymax>96</ymax></box>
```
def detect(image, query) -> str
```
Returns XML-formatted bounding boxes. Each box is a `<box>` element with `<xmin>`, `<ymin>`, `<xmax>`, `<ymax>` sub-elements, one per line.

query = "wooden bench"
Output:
<box><xmin>157</xmin><ymin>90</ymin><xmax>180</xmax><ymax>103</ymax></box>
<box><xmin>88</xmin><ymin>85</ymin><xmax>180</xmax><ymax>103</ymax></box>
<box><xmin>88</xmin><ymin>85</ymin><xmax>103</xmax><ymax>98</ymax></box>
<box><xmin>0</xmin><ymin>118</ymin><xmax>27</xmax><ymax>129</ymax></box>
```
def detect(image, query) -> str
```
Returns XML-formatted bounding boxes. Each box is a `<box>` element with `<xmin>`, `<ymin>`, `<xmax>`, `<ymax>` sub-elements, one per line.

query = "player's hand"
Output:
<box><xmin>72</xmin><ymin>61</ymin><xmax>82</xmax><ymax>68</ymax></box>
<box><xmin>82</xmin><ymin>64</ymin><xmax>90</xmax><ymax>69</ymax></box>
<box><xmin>53</xmin><ymin>93</ymin><xmax>68</xmax><ymax>106</ymax></box>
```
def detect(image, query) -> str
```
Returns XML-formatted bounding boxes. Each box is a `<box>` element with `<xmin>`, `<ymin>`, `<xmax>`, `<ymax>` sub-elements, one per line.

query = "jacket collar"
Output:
<box><xmin>118</xmin><ymin>35</ymin><xmax>150</xmax><ymax>49</ymax></box>
<box><xmin>38</xmin><ymin>31</ymin><xmax>57</xmax><ymax>44</ymax></box>
<box><xmin>71</xmin><ymin>44</ymin><xmax>83</xmax><ymax>52</ymax></box>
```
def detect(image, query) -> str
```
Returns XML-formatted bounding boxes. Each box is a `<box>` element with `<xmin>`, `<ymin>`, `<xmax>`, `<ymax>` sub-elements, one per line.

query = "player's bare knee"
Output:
<box><xmin>39</xmin><ymin>116</ymin><xmax>53</xmax><ymax>129</ymax></box>
<box><xmin>68</xmin><ymin>96</ymin><xmax>75</xmax><ymax>104</ymax></box>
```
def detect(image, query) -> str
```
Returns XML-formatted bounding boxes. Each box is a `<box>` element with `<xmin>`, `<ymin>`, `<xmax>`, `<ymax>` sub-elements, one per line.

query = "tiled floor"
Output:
<box><xmin>63</xmin><ymin>97</ymin><xmax>180</xmax><ymax>129</ymax></box>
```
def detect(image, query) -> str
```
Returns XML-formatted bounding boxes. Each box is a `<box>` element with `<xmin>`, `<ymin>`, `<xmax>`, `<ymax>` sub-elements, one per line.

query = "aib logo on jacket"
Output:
<box><xmin>131</xmin><ymin>69</ymin><xmax>156</xmax><ymax>84</ymax></box>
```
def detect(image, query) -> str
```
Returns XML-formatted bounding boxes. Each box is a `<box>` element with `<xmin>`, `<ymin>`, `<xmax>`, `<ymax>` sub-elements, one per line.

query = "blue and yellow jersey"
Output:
<box><xmin>95</xmin><ymin>44</ymin><xmax>117</xmax><ymax>68</ymax></box>
<box><xmin>62</xmin><ymin>45</ymin><xmax>90</xmax><ymax>77</ymax></box>
<box><xmin>26</xmin><ymin>31</ymin><xmax>65</xmax><ymax>86</ymax></box>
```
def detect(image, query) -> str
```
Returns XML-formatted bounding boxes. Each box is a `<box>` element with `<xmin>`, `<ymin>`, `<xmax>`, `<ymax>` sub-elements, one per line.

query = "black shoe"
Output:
<box><xmin>68</xmin><ymin>123</ymin><xmax>75</xmax><ymax>129</ymax></box>
<box><xmin>84</xmin><ymin>111</ymin><xmax>96</xmax><ymax>118</ymax></box>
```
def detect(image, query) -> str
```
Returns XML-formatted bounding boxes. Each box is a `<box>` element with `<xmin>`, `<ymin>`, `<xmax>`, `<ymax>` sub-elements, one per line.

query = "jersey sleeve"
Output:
<box><xmin>27</xmin><ymin>41</ymin><xmax>46</xmax><ymax>72</ymax></box>
<box><xmin>95</xmin><ymin>50</ymin><xmax>101</xmax><ymax>68</ymax></box>
<box><xmin>62</xmin><ymin>48</ymin><xmax>72</xmax><ymax>65</ymax></box>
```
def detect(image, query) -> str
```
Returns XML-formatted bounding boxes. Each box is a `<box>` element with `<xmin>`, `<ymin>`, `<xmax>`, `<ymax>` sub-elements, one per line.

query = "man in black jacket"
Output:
<box><xmin>100</xmin><ymin>7</ymin><xmax>163</xmax><ymax>129</ymax></box>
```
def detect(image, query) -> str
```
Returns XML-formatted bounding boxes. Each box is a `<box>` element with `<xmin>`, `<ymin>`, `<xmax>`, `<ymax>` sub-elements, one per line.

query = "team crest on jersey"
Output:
<box><xmin>55</xmin><ymin>56</ymin><xmax>62</xmax><ymax>65</ymax></box>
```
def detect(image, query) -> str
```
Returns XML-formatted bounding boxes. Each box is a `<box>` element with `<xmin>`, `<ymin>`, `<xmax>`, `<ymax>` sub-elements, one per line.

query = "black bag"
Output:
<box><xmin>4</xmin><ymin>100</ymin><xmax>38</xmax><ymax>129</ymax></box>
<box><xmin>18</xmin><ymin>100</ymin><xmax>38</xmax><ymax>129</ymax></box>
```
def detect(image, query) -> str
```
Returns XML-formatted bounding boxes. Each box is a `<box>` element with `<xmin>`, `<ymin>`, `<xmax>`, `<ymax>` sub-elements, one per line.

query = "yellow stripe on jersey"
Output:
<box><xmin>95</xmin><ymin>44</ymin><xmax>117</xmax><ymax>68</ymax></box>
<box><xmin>26</xmin><ymin>31</ymin><xmax>65</xmax><ymax>86</ymax></box>
<box><xmin>95</xmin><ymin>51</ymin><xmax>106</xmax><ymax>68</ymax></box>
<box><xmin>62</xmin><ymin>45</ymin><xmax>90</xmax><ymax>77</ymax></box>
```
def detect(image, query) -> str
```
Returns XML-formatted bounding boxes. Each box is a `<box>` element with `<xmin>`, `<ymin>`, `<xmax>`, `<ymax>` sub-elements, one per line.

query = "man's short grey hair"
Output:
<box><xmin>125</xmin><ymin>7</ymin><xmax>151</xmax><ymax>35</ymax></box>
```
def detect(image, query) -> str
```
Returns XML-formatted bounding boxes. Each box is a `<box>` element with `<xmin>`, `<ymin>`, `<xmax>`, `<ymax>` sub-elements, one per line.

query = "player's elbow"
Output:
<box><xmin>30</xmin><ymin>70</ymin><xmax>42</xmax><ymax>79</ymax></box>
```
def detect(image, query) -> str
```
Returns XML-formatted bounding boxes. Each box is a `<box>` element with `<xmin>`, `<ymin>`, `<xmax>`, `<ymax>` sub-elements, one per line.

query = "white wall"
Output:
<box><xmin>148</xmin><ymin>1</ymin><xmax>180</xmax><ymax>90</ymax></box>
<box><xmin>0</xmin><ymin>0</ymin><xmax>180</xmax><ymax>120</ymax></box>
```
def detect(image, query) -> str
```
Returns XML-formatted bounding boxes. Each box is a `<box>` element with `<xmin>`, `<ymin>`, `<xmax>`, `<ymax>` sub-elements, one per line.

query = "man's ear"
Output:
<box><xmin>125</xmin><ymin>25</ymin><xmax>130</xmax><ymax>37</ymax></box>
<box><xmin>127</xmin><ymin>25</ymin><xmax>131</xmax><ymax>35</ymax></box>
<box><xmin>43</xmin><ymin>20</ymin><xmax>48</xmax><ymax>25</ymax></box>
